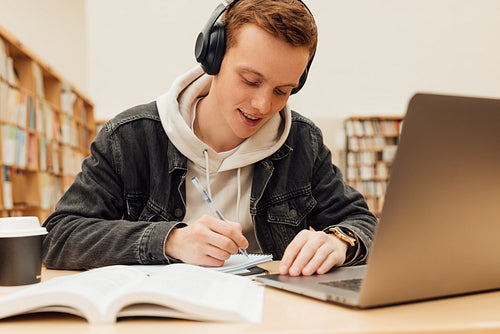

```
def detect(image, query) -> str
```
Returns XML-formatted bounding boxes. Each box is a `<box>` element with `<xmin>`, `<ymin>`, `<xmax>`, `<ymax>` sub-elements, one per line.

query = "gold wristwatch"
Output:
<box><xmin>327</xmin><ymin>226</ymin><xmax>357</xmax><ymax>247</ymax></box>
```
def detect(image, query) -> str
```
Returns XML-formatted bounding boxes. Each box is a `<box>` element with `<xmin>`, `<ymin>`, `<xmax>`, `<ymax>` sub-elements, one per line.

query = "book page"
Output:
<box><xmin>109</xmin><ymin>264</ymin><xmax>264</xmax><ymax>323</ymax></box>
<box><xmin>0</xmin><ymin>265</ymin><xmax>146</xmax><ymax>322</ymax></box>
<box><xmin>118</xmin><ymin>303</ymin><xmax>191</xmax><ymax>320</ymax></box>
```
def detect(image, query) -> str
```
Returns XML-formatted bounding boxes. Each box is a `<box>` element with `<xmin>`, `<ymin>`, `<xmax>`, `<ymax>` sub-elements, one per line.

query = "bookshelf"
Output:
<box><xmin>344</xmin><ymin>116</ymin><xmax>403</xmax><ymax>217</ymax></box>
<box><xmin>0</xmin><ymin>25</ymin><xmax>95</xmax><ymax>222</ymax></box>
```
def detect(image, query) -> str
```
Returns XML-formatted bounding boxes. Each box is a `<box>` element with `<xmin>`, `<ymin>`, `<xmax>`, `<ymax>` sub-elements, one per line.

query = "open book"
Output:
<box><xmin>0</xmin><ymin>264</ymin><xmax>264</xmax><ymax>323</ymax></box>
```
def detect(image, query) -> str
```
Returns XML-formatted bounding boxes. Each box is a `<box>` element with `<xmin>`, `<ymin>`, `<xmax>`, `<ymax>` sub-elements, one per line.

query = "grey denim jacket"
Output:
<box><xmin>42</xmin><ymin>102</ymin><xmax>377</xmax><ymax>270</ymax></box>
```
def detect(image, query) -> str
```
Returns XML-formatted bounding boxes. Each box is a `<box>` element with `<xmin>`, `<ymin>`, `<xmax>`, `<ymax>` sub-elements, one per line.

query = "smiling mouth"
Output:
<box><xmin>240</xmin><ymin>110</ymin><xmax>260</xmax><ymax>121</ymax></box>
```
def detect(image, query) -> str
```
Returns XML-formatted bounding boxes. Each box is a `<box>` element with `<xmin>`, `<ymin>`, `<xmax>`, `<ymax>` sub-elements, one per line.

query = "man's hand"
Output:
<box><xmin>164</xmin><ymin>214</ymin><xmax>249</xmax><ymax>267</ymax></box>
<box><xmin>279</xmin><ymin>229</ymin><xmax>348</xmax><ymax>276</ymax></box>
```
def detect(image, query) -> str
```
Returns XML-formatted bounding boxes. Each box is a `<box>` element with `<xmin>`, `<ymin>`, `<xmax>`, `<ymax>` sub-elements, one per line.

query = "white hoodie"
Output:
<box><xmin>156</xmin><ymin>67</ymin><xmax>291</xmax><ymax>252</ymax></box>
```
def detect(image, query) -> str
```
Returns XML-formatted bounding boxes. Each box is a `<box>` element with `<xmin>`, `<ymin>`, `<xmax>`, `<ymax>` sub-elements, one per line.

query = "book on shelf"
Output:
<box><xmin>60</xmin><ymin>113</ymin><xmax>71</xmax><ymax>145</ymax></box>
<box><xmin>16</xmin><ymin>129</ymin><xmax>27</xmax><ymax>168</ymax></box>
<box><xmin>0</xmin><ymin>37</ymin><xmax>6</xmax><ymax>79</ymax></box>
<box><xmin>0</xmin><ymin>82</ymin><xmax>7</xmax><ymax>118</ymax></box>
<box><xmin>48</xmin><ymin>141</ymin><xmax>60</xmax><ymax>173</ymax></box>
<box><xmin>38</xmin><ymin>172</ymin><xmax>56</xmax><ymax>210</ymax></box>
<box><xmin>0</xmin><ymin>263</ymin><xmax>264</xmax><ymax>324</ymax></box>
<box><xmin>17</xmin><ymin>91</ymin><xmax>28</xmax><ymax>129</ymax></box>
<box><xmin>32</xmin><ymin>62</ymin><xmax>44</xmax><ymax>99</ymax></box>
<box><xmin>60</xmin><ymin>82</ymin><xmax>76</xmax><ymax>115</ymax></box>
<box><xmin>362</xmin><ymin>119</ymin><xmax>375</xmax><ymax>136</ymax></box>
<box><xmin>4</xmin><ymin>86</ymin><xmax>21</xmax><ymax>124</ymax></box>
<box><xmin>38</xmin><ymin>137</ymin><xmax>47</xmax><ymax>172</ymax></box>
<box><xmin>35</xmin><ymin>100</ymin><xmax>44</xmax><ymax>133</ymax></box>
<box><xmin>0</xmin><ymin>45</ymin><xmax>18</xmax><ymax>85</ymax></box>
<box><xmin>27</xmin><ymin>133</ymin><xmax>38</xmax><ymax>170</ymax></box>
<box><xmin>380</xmin><ymin>119</ymin><xmax>400</xmax><ymax>136</ymax></box>
<box><xmin>2</xmin><ymin>166</ymin><xmax>13</xmax><ymax>209</ymax></box>
<box><xmin>382</xmin><ymin>145</ymin><xmax>398</xmax><ymax>162</ymax></box>
<box><xmin>1</xmin><ymin>124</ymin><xmax>17</xmax><ymax>165</ymax></box>
<box><xmin>27</xmin><ymin>95</ymin><xmax>35</xmax><ymax>130</ymax></box>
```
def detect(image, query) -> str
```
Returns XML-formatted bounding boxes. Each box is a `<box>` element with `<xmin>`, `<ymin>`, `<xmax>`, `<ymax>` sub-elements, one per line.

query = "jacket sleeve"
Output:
<box><xmin>42</xmin><ymin>122</ymin><xmax>183</xmax><ymax>270</ymax></box>
<box><xmin>309</xmin><ymin>128</ymin><xmax>377</xmax><ymax>266</ymax></box>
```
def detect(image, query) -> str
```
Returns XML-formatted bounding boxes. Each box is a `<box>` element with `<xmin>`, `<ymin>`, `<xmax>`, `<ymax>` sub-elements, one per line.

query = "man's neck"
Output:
<box><xmin>194</xmin><ymin>96</ymin><xmax>243</xmax><ymax>153</ymax></box>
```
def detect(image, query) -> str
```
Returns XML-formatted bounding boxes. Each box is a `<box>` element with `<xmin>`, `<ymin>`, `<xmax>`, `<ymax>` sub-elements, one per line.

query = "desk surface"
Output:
<box><xmin>1</xmin><ymin>263</ymin><xmax>500</xmax><ymax>334</ymax></box>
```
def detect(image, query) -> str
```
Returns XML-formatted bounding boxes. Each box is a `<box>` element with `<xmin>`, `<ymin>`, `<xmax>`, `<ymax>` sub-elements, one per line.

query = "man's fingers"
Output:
<box><xmin>279</xmin><ymin>230</ymin><xmax>348</xmax><ymax>276</ymax></box>
<box><xmin>207</xmin><ymin>230</ymin><xmax>240</xmax><ymax>256</ymax></box>
<box><xmin>204</xmin><ymin>244</ymin><xmax>232</xmax><ymax>263</ymax></box>
<box><xmin>164</xmin><ymin>215</ymin><xmax>248</xmax><ymax>267</ymax></box>
<box><xmin>279</xmin><ymin>230</ymin><xmax>310</xmax><ymax>275</ymax></box>
<box><xmin>287</xmin><ymin>233</ymin><xmax>327</xmax><ymax>276</ymax></box>
<box><xmin>315</xmin><ymin>251</ymin><xmax>341</xmax><ymax>275</ymax></box>
<box><xmin>206</xmin><ymin>215</ymin><xmax>249</xmax><ymax>250</ymax></box>
<box><xmin>302</xmin><ymin>244</ymin><xmax>338</xmax><ymax>275</ymax></box>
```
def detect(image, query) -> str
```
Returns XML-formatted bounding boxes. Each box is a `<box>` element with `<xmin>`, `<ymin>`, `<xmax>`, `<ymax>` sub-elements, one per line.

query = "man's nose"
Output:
<box><xmin>250</xmin><ymin>88</ymin><xmax>273</xmax><ymax>115</ymax></box>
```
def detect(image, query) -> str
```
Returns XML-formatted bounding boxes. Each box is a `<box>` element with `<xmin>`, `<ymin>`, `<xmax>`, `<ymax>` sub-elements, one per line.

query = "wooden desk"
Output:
<box><xmin>1</xmin><ymin>264</ymin><xmax>500</xmax><ymax>334</ymax></box>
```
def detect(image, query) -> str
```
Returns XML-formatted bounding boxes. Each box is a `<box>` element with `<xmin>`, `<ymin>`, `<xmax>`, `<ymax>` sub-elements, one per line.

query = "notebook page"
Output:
<box><xmin>210</xmin><ymin>254</ymin><xmax>273</xmax><ymax>273</ymax></box>
<box><xmin>130</xmin><ymin>254</ymin><xmax>272</xmax><ymax>275</ymax></box>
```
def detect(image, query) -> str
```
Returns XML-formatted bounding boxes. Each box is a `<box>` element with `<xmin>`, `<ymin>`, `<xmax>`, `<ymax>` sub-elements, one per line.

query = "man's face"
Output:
<box><xmin>211</xmin><ymin>24</ymin><xmax>310</xmax><ymax>141</ymax></box>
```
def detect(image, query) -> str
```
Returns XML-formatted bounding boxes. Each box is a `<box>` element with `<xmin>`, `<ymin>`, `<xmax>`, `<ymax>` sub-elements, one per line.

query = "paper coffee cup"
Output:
<box><xmin>0</xmin><ymin>216</ymin><xmax>47</xmax><ymax>286</ymax></box>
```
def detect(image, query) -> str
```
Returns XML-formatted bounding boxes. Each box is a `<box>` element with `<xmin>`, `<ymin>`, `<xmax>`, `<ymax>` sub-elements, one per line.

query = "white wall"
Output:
<box><xmin>311</xmin><ymin>0</ymin><xmax>500</xmax><ymax>117</ymax></box>
<box><xmin>86</xmin><ymin>0</ymin><xmax>218</xmax><ymax>121</ymax></box>
<box><xmin>86</xmin><ymin>0</ymin><xmax>500</xmax><ymax>123</ymax></box>
<box><xmin>0</xmin><ymin>0</ymin><xmax>87</xmax><ymax>93</ymax></box>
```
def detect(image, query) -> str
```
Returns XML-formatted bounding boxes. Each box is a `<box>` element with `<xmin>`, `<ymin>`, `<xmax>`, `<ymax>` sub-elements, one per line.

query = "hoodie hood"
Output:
<box><xmin>156</xmin><ymin>66</ymin><xmax>291</xmax><ymax>173</ymax></box>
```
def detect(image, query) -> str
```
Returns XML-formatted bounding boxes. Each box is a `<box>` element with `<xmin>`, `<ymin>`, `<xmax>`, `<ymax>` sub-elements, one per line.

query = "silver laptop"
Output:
<box><xmin>256</xmin><ymin>93</ymin><xmax>500</xmax><ymax>308</ymax></box>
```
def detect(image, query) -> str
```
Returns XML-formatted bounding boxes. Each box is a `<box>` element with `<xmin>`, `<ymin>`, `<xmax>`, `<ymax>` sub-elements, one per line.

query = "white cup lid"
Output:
<box><xmin>0</xmin><ymin>216</ymin><xmax>47</xmax><ymax>237</ymax></box>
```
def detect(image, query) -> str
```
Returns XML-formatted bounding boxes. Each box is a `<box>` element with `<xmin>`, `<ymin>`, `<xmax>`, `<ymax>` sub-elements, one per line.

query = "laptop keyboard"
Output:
<box><xmin>320</xmin><ymin>278</ymin><xmax>363</xmax><ymax>292</ymax></box>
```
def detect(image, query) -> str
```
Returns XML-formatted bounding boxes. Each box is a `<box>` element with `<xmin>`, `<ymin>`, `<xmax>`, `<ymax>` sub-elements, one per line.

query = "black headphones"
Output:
<box><xmin>194</xmin><ymin>0</ymin><xmax>315</xmax><ymax>95</ymax></box>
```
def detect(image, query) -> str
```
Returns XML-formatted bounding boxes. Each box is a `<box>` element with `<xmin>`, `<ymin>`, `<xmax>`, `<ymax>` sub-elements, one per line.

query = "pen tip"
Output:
<box><xmin>240</xmin><ymin>249</ymin><xmax>249</xmax><ymax>258</ymax></box>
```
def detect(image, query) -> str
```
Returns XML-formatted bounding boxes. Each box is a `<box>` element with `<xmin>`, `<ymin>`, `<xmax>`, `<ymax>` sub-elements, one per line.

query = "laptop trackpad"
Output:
<box><xmin>256</xmin><ymin>265</ymin><xmax>367</xmax><ymax>306</ymax></box>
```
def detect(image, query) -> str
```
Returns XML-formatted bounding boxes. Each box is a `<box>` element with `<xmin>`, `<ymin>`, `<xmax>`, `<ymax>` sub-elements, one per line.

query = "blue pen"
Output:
<box><xmin>191</xmin><ymin>177</ymin><xmax>249</xmax><ymax>258</ymax></box>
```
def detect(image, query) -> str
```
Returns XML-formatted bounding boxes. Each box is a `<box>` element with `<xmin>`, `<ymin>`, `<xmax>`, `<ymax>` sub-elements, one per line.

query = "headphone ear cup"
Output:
<box><xmin>200</xmin><ymin>21</ymin><xmax>226</xmax><ymax>75</ymax></box>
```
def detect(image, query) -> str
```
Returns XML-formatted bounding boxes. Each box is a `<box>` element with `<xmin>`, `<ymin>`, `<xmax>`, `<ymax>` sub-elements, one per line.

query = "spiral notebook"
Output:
<box><xmin>210</xmin><ymin>253</ymin><xmax>273</xmax><ymax>274</ymax></box>
<box><xmin>131</xmin><ymin>253</ymin><xmax>273</xmax><ymax>275</ymax></box>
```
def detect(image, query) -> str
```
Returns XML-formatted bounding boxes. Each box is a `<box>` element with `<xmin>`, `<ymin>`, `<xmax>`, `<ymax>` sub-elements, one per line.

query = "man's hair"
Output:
<box><xmin>222</xmin><ymin>0</ymin><xmax>318</xmax><ymax>60</ymax></box>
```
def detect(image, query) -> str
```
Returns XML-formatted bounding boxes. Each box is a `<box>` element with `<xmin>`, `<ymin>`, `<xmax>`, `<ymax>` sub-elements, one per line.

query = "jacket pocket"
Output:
<box><xmin>126</xmin><ymin>193</ymin><xmax>167</xmax><ymax>221</ymax></box>
<box><xmin>266</xmin><ymin>186</ymin><xmax>316</xmax><ymax>227</ymax></box>
<box><xmin>125</xmin><ymin>193</ymin><xmax>149</xmax><ymax>220</ymax></box>
<box><xmin>263</xmin><ymin>186</ymin><xmax>317</xmax><ymax>253</ymax></box>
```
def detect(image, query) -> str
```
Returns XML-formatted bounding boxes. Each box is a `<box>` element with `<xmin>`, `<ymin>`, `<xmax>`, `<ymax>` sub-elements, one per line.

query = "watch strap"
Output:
<box><xmin>327</xmin><ymin>226</ymin><xmax>357</xmax><ymax>247</ymax></box>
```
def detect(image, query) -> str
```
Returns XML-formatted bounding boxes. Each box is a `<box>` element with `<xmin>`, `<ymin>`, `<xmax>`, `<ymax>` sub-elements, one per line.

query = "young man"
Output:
<box><xmin>42</xmin><ymin>0</ymin><xmax>377</xmax><ymax>276</ymax></box>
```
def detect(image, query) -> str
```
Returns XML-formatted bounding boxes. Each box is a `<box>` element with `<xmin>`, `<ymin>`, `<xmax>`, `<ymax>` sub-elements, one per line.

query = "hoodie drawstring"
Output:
<box><xmin>203</xmin><ymin>149</ymin><xmax>212</xmax><ymax>199</ymax></box>
<box><xmin>236</xmin><ymin>168</ymin><xmax>241</xmax><ymax>224</ymax></box>
<box><xmin>203</xmin><ymin>149</ymin><xmax>241</xmax><ymax>224</ymax></box>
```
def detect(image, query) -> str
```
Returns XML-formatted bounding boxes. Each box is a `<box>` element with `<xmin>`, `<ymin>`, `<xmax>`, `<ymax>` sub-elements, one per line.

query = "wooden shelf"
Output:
<box><xmin>0</xmin><ymin>24</ymin><xmax>95</xmax><ymax>222</ymax></box>
<box><xmin>345</xmin><ymin>116</ymin><xmax>403</xmax><ymax>217</ymax></box>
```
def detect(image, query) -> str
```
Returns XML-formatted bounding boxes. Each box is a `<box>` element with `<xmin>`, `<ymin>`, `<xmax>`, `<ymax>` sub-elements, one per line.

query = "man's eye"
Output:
<box><xmin>275</xmin><ymin>88</ymin><xmax>287</xmax><ymax>96</ymax></box>
<box><xmin>243</xmin><ymin>78</ymin><xmax>259</xmax><ymax>86</ymax></box>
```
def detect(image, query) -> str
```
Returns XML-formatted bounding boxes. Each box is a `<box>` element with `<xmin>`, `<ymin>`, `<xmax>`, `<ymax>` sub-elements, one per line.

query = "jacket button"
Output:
<box><xmin>174</xmin><ymin>208</ymin><xmax>184</xmax><ymax>218</ymax></box>
<box><xmin>289</xmin><ymin>209</ymin><xmax>298</xmax><ymax>218</ymax></box>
